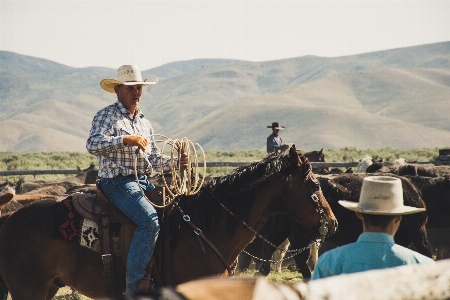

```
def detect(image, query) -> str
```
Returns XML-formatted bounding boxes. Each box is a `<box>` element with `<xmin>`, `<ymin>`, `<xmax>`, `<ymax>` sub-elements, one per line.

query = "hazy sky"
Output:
<box><xmin>1</xmin><ymin>0</ymin><xmax>449</xmax><ymax>70</ymax></box>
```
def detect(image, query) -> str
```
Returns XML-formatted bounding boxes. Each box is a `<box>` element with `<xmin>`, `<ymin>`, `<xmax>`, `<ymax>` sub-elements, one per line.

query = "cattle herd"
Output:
<box><xmin>0</xmin><ymin>159</ymin><xmax>449</xmax><ymax>280</ymax></box>
<box><xmin>238</xmin><ymin>159</ymin><xmax>450</xmax><ymax>278</ymax></box>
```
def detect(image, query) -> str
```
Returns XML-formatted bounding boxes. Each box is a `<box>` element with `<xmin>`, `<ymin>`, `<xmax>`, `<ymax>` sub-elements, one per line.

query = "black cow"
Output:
<box><xmin>399</xmin><ymin>175</ymin><xmax>450</xmax><ymax>259</ymax></box>
<box><xmin>366</xmin><ymin>164</ymin><xmax>450</xmax><ymax>259</ymax></box>
<box><xmin>404</xmin><ymin>175</ymin><xmax>450</xmax><ymax>228</ymax></box>
<box><xmin>366</xmin><ymin>162</ymin><xmax>450</xmax><ymax>178</ymax></box>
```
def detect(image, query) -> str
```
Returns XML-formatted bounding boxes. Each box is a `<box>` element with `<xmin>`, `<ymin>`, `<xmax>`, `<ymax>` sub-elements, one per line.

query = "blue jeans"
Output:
<box><xmin>99</xmin><ymin>175</ymin><xmax>158</xmax><ymax>294</ymax></box>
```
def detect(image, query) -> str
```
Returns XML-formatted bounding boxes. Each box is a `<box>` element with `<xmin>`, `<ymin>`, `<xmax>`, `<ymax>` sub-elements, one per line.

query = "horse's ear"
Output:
<box><xmin>289</xmin><ymin>144</ymin><xmax>300</xmax><ymax>165</ymax></box>
<box><xmin>320</xmin><ymin>148</ymin><xmax>323</xmax><ymax>153</ymax></box>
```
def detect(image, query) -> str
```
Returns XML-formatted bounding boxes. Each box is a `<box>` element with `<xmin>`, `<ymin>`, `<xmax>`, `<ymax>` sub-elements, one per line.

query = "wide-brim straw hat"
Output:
<box><xmin>267</xmin><ymin>122</ymin><xmax>285</xmax><ymax>129</ymax></box>
<box><xmin>100</xmin><ymin>65</ymin><xmax>158</xmax><ymax>93</ymax></box>
<box><xmin>338</xmin><ymin>176</ymin><xmax>426</xmax><ymax>215</ymax></box>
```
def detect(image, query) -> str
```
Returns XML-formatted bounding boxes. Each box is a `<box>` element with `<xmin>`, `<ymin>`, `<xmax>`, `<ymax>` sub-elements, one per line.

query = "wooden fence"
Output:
<box><xmin>0</xmin><ymin>161</ymin><xmax>448</xmax><ymax>177</ymax></box>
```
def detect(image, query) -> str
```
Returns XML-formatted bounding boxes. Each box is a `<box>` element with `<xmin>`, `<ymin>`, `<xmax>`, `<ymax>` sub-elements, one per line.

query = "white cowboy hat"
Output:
<box><xmin>338</xmin><ymin>176</ymin><xmax>426</xmax><ymax>215</ymax></box>
<box><xmin>100</xmin><ymin>65</ymin><xmax>158</xmax><ymax>93</ymax></box>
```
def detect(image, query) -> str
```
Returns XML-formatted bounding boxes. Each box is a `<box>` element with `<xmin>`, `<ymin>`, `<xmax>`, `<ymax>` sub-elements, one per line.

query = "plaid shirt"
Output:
<box><xmin>86</xmin><ymin>100</ymin><xmax>174</xmax><ymax>179</ymax></box>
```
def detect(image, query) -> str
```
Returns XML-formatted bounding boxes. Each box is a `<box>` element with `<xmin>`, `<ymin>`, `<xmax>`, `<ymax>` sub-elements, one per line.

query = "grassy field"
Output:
<box><xmin>0</xmin><ymin>147</ymin><xmax>442</xmax><ymax>181</ymax></box>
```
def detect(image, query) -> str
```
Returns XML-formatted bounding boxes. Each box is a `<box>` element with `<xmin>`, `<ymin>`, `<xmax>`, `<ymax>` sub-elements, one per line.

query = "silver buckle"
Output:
<box><xmin>311</xmin><ymin>193</ymin><xmax>319</xmax><ymax>203</ymax></box>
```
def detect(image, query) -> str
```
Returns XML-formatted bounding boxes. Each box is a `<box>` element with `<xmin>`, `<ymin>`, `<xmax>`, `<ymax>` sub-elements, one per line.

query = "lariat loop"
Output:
<box><xmin>133</xmin><ymin>134</ymin><xmax>207</xmax><ymax>208</ymax></box>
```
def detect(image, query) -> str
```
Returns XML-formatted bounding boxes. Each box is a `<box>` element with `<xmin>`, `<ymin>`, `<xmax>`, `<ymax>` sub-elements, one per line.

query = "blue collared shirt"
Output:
<box><xmin>311</xmin><ymin>232</ymin><xmax>435</xmax><ymax>280</ymax></box>
<box><xmin>267</xmin><ymin>133</ymin><xmax>284</xmax><ymax>154</ymax></box>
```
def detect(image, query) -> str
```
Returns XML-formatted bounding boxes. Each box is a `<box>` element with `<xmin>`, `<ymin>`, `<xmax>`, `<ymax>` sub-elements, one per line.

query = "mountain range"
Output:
<box><xmin>0</xmin><ymin>41</ymin><xmax>449</xmax><ymax>152</ymax></box>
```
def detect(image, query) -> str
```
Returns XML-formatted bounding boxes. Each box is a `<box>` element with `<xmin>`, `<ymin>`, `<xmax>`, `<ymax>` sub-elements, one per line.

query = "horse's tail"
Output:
<box><xmin>0</xmin><ymin>214</ymin><xmax>11</xmax><ymax>300</ymax></box>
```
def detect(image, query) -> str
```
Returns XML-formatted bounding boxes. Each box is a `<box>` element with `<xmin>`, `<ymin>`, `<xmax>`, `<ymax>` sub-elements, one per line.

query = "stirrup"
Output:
<box><xmin>136</xmin><ymin>278</ymin><xmax>154</xmax><ymax>293</ymax></box>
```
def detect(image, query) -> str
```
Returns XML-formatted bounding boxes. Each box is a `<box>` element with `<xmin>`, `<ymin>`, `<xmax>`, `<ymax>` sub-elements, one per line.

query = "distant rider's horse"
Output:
<box><xmin>0</xmin><ymin>146</ymin><xmax>337</xmax><ymax>299</ymax></box>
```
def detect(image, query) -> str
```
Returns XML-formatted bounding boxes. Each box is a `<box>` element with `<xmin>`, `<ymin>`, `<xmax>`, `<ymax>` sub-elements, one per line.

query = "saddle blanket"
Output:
<box><xmin>52</xmin><ymin>198</ymin><xmax>120</xmax><ymax>251</ymax></box>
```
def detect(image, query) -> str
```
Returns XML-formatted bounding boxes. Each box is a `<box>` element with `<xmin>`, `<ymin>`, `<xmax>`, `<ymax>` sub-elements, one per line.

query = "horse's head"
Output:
<box><xmin>282</xmin><ymin>145</ymin><xmax>337</xmax><ymax>238</ymax></box>
<box><xmin>303</xmin><ymin>148</ymin><xmax>325</xmax><ymax>162</ymax></box>
<box><xmin>303</xmin><ymin>148</ymin><xmax>330</xmax><ymax>173</ymax></box>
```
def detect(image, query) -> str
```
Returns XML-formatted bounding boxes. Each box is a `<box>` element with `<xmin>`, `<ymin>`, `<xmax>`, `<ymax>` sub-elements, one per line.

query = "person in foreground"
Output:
<box><xmin>311</xmin><ymin>176</ymin><xmax>435</xmax><ymax>280</ymax></box>
<box><xmin>86</xmin><ymin>65</ymin><xmax>189</xmax><ymax>295</ymax></box>
<box><xmin>266</xmin><ymin>122</ymin><xmax>289</xmax><ymax>154</ymax></box>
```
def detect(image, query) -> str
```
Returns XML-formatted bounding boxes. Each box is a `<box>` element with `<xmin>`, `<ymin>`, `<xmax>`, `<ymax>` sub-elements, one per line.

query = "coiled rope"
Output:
<box><xmin>134</xmin><ymin>134</ymin><xmax>206</xmax><ymax>208</ymax></box>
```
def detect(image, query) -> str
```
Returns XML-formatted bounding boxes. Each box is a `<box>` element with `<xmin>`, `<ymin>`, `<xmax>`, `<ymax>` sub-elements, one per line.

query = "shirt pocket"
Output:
<box><xmin>112</xmin><ymin>120</ymin><xmax>133</xmax><ymax>137</ymax></box>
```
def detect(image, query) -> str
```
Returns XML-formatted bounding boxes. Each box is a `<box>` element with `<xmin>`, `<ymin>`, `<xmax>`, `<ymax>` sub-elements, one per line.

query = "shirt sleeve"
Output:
<box><xmin>86</xmin><ymin>108</ymin><xmax>125</xmax><ymax>156</ymax></box>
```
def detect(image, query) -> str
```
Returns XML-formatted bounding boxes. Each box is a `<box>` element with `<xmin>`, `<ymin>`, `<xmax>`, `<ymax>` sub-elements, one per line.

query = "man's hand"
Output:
<box><xmin>123</xmin><ymin>135</ymin><xmax>148</xmax><ymax>152</ymax></box>
<box><xmin>179</xmin><ymin>151</ymin><xmax>189</xmax><ymax>168</ymax></box>
<box><xmin>282</xmin><ymin>144</ymin><xmax>290</xmax><ymax>151</ymax></box>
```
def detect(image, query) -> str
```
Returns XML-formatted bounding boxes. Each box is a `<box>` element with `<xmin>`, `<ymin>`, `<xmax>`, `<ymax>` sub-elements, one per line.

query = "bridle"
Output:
<box><xmin>303</xmin><ymin>168</ymin><xmax>330</xmax><ymax>241</ymax></box>
<box><xmin>202</xmin><ymin>160</ymin><xmax>332</xmax><ymax>268</ymax></box>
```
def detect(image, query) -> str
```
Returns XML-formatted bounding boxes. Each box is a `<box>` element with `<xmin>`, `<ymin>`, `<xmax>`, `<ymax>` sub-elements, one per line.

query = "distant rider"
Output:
<box><xmin>266</xmin><ymin>122</ymin><xmax>289</xmax><ymax>154</ymax></box>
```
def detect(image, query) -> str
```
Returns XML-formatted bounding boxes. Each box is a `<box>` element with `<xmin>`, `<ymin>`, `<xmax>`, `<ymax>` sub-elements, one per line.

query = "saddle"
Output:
<box><xmin>71</xmin><ymin>189</ymin><xmax>135</xmax><ymax>261</ymax></box>
<box><xmin>71</xmin><ymin>183</ymin><xmax>170</xmax><ymax>297</ymax></box>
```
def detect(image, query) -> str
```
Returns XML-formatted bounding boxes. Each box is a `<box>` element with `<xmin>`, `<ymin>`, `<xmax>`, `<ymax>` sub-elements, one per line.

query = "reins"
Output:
<box><xmin>172</xmin><ymin>203</ymin><xmax>234</xmax><ymax>275</ymax></box>
<box><xmin>131</xmin><ymin>142</ymin><xmax>329</xmax><ymax>275</ymax></box>
<box><xmin>203</xmin><ymin>155</ymin><xmax>329</xmax><ymax>266</ymax></box>
<box><xmin>131</xmin><ymin>136</ymin><xmax>234</xmax><ymax>276</ymax></box>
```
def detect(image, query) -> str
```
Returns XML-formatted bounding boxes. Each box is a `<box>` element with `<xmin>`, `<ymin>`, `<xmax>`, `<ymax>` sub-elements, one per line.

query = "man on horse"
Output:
<box><xmin>86</xmin><ymin>65</ymin><xmax>189</xmax><ymax>295</ymax></box>
<box><xmin>266</xmin><ymin>122</ymin><xmax>289</xmax><ymax>154</ymax></box>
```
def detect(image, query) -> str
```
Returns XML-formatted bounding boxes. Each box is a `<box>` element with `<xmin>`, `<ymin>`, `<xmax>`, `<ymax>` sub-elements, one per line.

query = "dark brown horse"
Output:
<box><xmin>237</xmin><ymin>149</ymin><xmax>330</xmax><ymax>278</ymax></box>
<box><xmin>303</xmin><ymin>148</ymin><xmax>326</xmax><ymax>163</ymax></box>
<box><xmin>304</xmin><ymin>148</ymin><xmax>329</xmax><ymax>174</ymax></box>
<box><xmin>0</xmin><ymin>146</ymin><xmax>337</xmax><ymax>300</ymax></box>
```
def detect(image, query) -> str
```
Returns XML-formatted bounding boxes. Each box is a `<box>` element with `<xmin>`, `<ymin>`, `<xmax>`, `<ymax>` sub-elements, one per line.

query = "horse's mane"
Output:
<box><xmin>177</xmin><ymin>151</ymin><xmax>313</xmax><ymax>233</ymax></box>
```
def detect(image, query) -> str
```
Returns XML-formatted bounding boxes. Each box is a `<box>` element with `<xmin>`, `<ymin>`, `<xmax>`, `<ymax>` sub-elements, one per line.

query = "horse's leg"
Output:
<box><xmin>237</xmin><ymin>252</ymin><xmax>253</xmax><ymax>271</ymax></box>
<box><xmin>0</xmin><ymin>272</ymin><xmax>8</xmax><ymax>300</ymax></box>
<box><xmin>290</xmin><ymin>244</ymin><xmax>312</xmax><ymax>280</ymax></box>
<box><xmin>5</xmin><ymin>278</ymin><xmax>54</xmax><ymax>300</ymax></box>
<box><xmin>272</xmin><ymin>239</ymin><xmax>289</xmax><ymax>272</ymax></box>
<box><xmin>46</xmin><ymin>284</ymin><xmax>59</xmax><ymax>300</ymax></box>
<box><xmin>239</xmin><ymin>237</ymin><xmax>265</xmax><ymax>271</ymax></box>
<box><xmin>255</xmin><ymin>217</ymin><xmax>291</xmax><ymax>276</ymax></box>
<box><xmin>281</xmin><ymin>218</ymin><xmax>315</xmax><ymax>280</ymax></box>
<box><xmin>309</xmin><ymin>243</ymin><xmax>318</xmax><ymax>268</ymax></box>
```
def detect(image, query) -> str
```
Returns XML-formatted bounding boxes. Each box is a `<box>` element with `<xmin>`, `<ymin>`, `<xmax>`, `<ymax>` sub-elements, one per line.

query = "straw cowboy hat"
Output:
<box><xmin>100</xmin><ymin>65</ymin><xmax>158</xmax><ymax>93</ymax></box>
<box><xmin>338</xmin><ymin>176</ymin><xmax>426</xmax><ymax>215</ymax></box>
<box><xmin>267</xmin><ymin>122</ymin><xmax>285</xmax><ymax>129</ymax></box>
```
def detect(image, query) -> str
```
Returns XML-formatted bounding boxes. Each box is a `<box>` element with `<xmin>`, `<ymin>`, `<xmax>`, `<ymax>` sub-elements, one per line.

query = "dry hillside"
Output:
<box><xmin>0</xmin><ymin>42</ymin><xmax>449</xmax><ymax>152</ymax></box>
